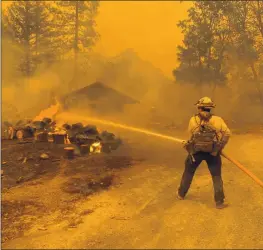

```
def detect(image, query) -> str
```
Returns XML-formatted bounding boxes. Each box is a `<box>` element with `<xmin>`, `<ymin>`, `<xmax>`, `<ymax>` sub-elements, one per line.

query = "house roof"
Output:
<box><xmin>63</xmin><ymin>82</ymin><xmax>139</xmax><ymax>105</ymax></box>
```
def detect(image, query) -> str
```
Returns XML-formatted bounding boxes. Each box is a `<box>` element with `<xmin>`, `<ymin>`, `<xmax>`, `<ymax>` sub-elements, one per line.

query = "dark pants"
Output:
<box><xmin>178</xmin><ymin>152</ymin><xmax>225</xmax><ymax>204</ymax></box>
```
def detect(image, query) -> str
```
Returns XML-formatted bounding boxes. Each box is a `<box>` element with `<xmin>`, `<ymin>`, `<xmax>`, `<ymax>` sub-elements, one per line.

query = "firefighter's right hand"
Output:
<box><xmin>182</xmin><ymin>140</ymin><xmax>188</xmax><ymax>148</ymax></box>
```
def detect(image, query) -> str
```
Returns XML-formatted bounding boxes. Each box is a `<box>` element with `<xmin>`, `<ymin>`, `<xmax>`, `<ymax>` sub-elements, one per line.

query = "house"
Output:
<box><xmin>61</xmin><ymin>82</ymin><xmax>139</xmax><ymax>114</ymax></box>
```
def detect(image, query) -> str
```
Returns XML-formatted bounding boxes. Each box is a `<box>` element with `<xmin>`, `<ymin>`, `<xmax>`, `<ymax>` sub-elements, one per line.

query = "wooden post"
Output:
<box><xmin>8</xmin><ymin>127</ymin><xmax>14</xmax><ymax>140</ymax></box>
<box><xmin>102</xmin><ymin>143</ymin><xmax>111</xmax><ymax>153</ymax></box>
<box><xmin>48</xmin><ymin>133</ymin><xmax>53</xmax><ymax>142</ymax></box>
<box><xmin>80</xmin><ymin>144</ymin><xmax>90</xmax><ymax>155</ymax></box>
<box><xmin>64</xmin><ymin>147</ymin><xmax>75</xmax><ymax>159</ymax></box>
<box><xmin>53</xmin><ymin>134</ymin><xmax>65</xmax><ymax>144</ymax></box>
<box><xmin>36</xmin><ymin>132</ymin><xmax>48</xmax><ymax>142</ymax></box>
<box><xmin>16</xmin><ymin>130</ymin><xmax>24</xmax><ymax>141</ymax></box>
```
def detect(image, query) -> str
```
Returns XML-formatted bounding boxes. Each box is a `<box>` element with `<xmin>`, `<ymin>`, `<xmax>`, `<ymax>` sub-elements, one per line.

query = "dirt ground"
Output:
<box><xmin>1</xmin><ymin>128</ymin><xmax>263</xmax><ymax>249</ymax></box>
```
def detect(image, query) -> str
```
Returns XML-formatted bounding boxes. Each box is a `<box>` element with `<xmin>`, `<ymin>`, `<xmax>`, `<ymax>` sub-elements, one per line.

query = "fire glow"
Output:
<box><xmin>90</xmin><ymin>142</ymin><xmax>102</xmax><ymax>153</ymax></box>
<box><xmin>33</xmin><ymin>98</ymin><xmax>61</xmax><ymax>122</ymax></box>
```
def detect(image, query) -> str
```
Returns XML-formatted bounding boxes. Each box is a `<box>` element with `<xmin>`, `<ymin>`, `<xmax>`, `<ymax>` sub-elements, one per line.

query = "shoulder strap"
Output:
<box><xmin>194</xmin><ymin>114</ymin><xmax>201</xmax><ymax>126</ymax></box>
<box><xmin>191</xmin><ymin>114</ymin><xmax>201</xmax><ymax>134</ymax></box>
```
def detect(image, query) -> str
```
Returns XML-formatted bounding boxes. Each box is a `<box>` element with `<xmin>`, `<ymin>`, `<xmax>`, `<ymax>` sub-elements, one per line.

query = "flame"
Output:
<box><xmin>65</xmin><ymin>134</ymin><xmax>71</xmax><ymax>144</ymax></box>
<box><xmin>33</xmin><ymin>98</ymin><xmax>61</xmax><ymax>122</ymax></box>
<box><xmin>90</xmin><ymin>142</ymin><xmax>102</xmax><ymax>153</ymax></box>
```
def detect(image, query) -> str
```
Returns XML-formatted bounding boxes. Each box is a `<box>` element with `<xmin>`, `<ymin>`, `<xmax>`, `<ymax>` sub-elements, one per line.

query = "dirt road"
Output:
<box><xmin>2</xmin><ymin>132</ymin><xmax>263</xmax><ymax>249</ymax></box>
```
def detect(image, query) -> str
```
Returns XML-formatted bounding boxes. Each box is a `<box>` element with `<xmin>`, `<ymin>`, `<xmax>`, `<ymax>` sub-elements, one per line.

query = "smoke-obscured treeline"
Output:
<box><xmin>2</xmin><ymin>1</ymin><xmax>99</xmax><ymax>79</ymax></box>
<box><xmin>168</xmin><ymin>1</ymin><xmax>263</xmax><ymax>125</ymax></box>
<box><xmin>2</xmin><ymin>1</ymin><xmax>100</xmax><ymax>120</ymax></box>
<box><xmin>2</xmin><ymin>1</ymin><xmax>263</xmax><ymax>129</ymax></box>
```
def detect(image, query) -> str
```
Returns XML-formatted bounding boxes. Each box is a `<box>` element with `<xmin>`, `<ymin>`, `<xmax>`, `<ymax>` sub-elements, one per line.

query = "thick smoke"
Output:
<box><xmin>2</xmin><ymin>38</ymin><xmax>263</xmax><ymax>130</ymax></box>
<box><xmin>2</xmin><ymin>39</ymin><xmax>61</xmax><ymax>123</ymax></box>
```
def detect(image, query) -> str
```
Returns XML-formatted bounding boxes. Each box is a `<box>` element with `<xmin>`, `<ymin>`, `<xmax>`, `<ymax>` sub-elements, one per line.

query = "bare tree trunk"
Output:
<box><xmin>68</xmin><ymin>1</ymin><xmax>80</xmax><ymax>91</ymax></box>
<box><xmin>257</xmin><ymin>1</ymin><xmax>263</xmax><ymax>39</ymax></box>
<box><xmin>251</xmin><ymin>1</ymin><xmax>263</xmax><ymax>40</ymax></box>
<box><xmin>74</xmin><ymin>1</ymin><xmax>79</xmax><ymax>79</ymax></box>
<box><xmin>250</xmin><ymin>63</ymin><xmax>263</xmax><ymax>105</ymax></box>
<box><xmin>212</xmin><ymin>47</ymin><xmax>225</xmax><ymax>100</ymax></box>
<box><xmin>197</xmin><ymin>52</ymin><xmax>204</xmax><ymax>95</ymax></box>
<box><xmin>35</xmin><ymin>1</ymin><xmax>40</xmax><ymax>60</ymax></box>
<box><xmin>211</xmin><ymin>82</ymin><xmax>217</xmax><ymax>100</ymax></box>
<box><xmin>25</xmin><ymin>1</ymin><xmax>31</xmax><ymax>77</ymax></box>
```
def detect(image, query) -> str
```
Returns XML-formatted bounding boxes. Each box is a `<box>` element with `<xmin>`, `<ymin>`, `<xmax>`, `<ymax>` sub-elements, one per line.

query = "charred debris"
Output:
<box><xmin>2</xmin><ymin>117</ymin><xmax>122</xmax><ymax>156</ymax></box>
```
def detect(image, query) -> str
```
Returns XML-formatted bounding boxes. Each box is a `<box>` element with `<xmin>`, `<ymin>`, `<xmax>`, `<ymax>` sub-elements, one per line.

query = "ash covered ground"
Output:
<box><xmin>1</xmin><ymin>115</ymin><xmax>144</xmax><ymax>243</ymax></box>
<box><xmin>1</xmin><ymin>114</ymin><xmax>263</xmax><ymax>249</ymax></box>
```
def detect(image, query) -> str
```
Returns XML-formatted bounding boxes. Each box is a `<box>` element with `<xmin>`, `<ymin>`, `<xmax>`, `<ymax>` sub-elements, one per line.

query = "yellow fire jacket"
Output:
<box><xmin>188</xmin><ymin>114</ymin><xmax>231</xmax><ymax>143</ymax></box>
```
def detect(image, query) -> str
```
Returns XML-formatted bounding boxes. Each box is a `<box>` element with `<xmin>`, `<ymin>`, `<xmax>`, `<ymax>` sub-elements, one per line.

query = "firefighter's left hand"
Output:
<box><xmin>210</xmin><ymin>151</ymin><xmax>218</xmax><ymax>156</ymax></box>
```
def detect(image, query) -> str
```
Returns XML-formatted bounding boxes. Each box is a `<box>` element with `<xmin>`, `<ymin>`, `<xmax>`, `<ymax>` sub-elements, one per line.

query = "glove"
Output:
<box><xmin>182</xmin><ymin>140</ymin><xmax>189</xmax><ymax>148</ymax></box>
<box><xmin>182</xmin><ymin>140</ymin><xmax>193</xmax><ymax>154</ymax></box>
<box><xmin>210</xmin><ymin>151</ymin><xmax>218</xmax><ymax>156</ymax></box>
<box><xmin>211</xmin><ymin>141</ymin><xmax>224</xmax><ymax>156</ymax></box>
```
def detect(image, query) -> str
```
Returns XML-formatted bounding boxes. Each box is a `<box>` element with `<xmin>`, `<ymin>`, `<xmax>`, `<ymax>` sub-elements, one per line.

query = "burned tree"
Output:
<box><xmin>56</xmin><ymin>1</ymin><xmax>100</xmax><ymax>89</ymax></box>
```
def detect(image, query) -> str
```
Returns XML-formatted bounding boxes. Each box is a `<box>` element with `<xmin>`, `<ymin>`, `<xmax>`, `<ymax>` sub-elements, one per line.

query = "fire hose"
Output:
<box><xmin>56</xmin><ymin>112</ymin><xmax>263</xmax><ymax>189</ymax></box>
<box><xmin>220</xmin><ymin>151</ymin><xmax>263</xmax><ymax>188</ymax></box>
<box><xmin>180</xmin><ymin>139</ymin><xmax>263</xmax><ymax>189</ymax></box>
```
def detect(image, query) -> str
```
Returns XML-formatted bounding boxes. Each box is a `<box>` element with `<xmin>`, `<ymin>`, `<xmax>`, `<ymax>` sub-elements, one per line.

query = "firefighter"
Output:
<box><xmin>177</xmin><ymin>97</ymin><xmax>231</xmax><ymax>209</ymax></box>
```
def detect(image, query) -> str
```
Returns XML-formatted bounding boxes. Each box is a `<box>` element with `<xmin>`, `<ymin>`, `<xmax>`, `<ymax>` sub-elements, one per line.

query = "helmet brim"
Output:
<box><xmin>195</xmin><ymin>104</ymin><xmax>216</xmax><ymax>108</ymax></box>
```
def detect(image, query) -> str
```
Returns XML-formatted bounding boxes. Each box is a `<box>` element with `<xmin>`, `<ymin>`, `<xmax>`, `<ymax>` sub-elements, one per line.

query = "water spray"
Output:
<box><xmin>57</xmin><ymin>112</ymin><xmax>263</xmax><ymax>188</ymax></box>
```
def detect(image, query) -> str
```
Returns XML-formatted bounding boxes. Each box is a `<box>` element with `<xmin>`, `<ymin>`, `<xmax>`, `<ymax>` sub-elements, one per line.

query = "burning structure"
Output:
<box><xmin>61</xmin><ymin>81</ymin><xmax>139</xmax><ymax>114</ymax></box>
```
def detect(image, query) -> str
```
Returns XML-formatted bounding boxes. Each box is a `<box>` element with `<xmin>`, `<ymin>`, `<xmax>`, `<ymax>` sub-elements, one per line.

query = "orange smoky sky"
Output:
<box><xmin>2</xmin><ymin>1</ymin><xmax>193</xmax><ymax>79</ymax></box>
<box><xmin>94</xmin><ymin>1</ymin><xmax>192</xmax><ymax>79</ymax></box>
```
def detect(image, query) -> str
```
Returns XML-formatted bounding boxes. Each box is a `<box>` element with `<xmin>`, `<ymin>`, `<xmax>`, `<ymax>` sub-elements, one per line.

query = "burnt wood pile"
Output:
<box><xmin>2</xmin><ymin>118</ymin><xmax>122</xmax><ymax>154</ymax></box>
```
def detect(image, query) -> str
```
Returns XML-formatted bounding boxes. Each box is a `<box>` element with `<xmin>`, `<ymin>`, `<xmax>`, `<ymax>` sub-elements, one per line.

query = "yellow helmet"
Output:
<box><xmin>195</xmin><ymin>97</ymin><xmax>215</xmax><ymax>108</ymax></box>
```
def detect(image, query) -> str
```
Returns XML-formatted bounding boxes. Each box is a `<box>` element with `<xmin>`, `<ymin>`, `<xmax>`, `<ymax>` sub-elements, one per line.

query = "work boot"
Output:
<box><xmin>216</xmin><ymin>201</ymin><xmax>228</xmax><ymax>209</ymax></box>
<box><xmin>177</xmin><ymin>190</ymin><xmax>184</xmax><ymax>200</ymax></box>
